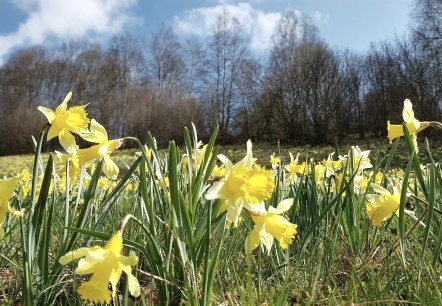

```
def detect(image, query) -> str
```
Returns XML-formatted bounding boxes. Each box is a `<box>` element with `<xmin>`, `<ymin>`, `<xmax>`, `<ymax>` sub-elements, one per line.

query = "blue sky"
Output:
<box><xmin>0</xmin><ymin>0</ymin><xmax>415</xmax><ymax>64</ymax></box>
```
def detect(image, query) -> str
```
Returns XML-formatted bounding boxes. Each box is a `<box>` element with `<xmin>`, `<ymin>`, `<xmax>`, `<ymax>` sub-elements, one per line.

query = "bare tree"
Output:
<box><xmin>148</xmin><ymin>25</ymin><xmax>185</xmax><ymax>101</ymax></box>
<box><xmin>206</xmin><ymin>10</ymin><xmax>249</xmax><ymax>140</ymax></box>
<box><xmin>235</xmin><ymin>57</ymin><xmax>262</xmax><ymax>139</ymax></box>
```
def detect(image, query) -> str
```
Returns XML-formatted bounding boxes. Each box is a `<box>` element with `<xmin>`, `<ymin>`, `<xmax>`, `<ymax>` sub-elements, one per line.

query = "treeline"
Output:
<box><xmin>0</xmin><ymin>0</ymin><xmax>441</xmax><ymax>155</ymax></box>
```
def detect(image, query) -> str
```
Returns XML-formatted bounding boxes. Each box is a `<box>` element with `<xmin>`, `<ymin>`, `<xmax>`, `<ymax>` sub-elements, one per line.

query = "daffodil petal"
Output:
<box><xmin>75</xmin><ymin>258</ymin><xmax>99</xmax><ymax>274</ymax></box>
<box><xmin>371</xmin><ymin>184</ymin><xmax>391</xmax><ymax>197</ymax></box>
<box><xmin>55</xmin><ymin>92</ymin><xmax>71</xmax><ymax>114</ymax></box>
<box><xmin>226</xmin><ymin>201</ymin><xmax>243</xmax><ymax>227</ymax></box>
<box><xmin>205</xmin><ymin>180</ymin><xmax>224</xmax><ymax>200</ymax></box>
<box><xmin>273</xmin><ymin>198</ymin><xmax>294</xmax><ymax>214</ymax></box>
<box><xmin>366</xmin><ymin>194</ymin><xmax>384</xmax><ymax>204</ymax></box>
<box><xmin>59</xmin><ymin>246</ymin><xmax>101</xmax><ymax>265</ymax></box>
<box><xmin>47</xmin><ymin>125</ymin><xmax>59</xmax><ymax>141</ymax></box>
<box><xmin>217</xmin><ymin>154</ymin><xmax>233</xmax><ymax>174</ymax></box>
<box><xmin>259</xmin><ymin>223</ymin><xmax>274</xmax><ymax>254</ymax></box>
<box><xmin>127</xmin><ymin>273</ymin><xmax>141</xmax><ymax>297</ymax></box>
<box><xmin>243</xmin><ymin>202</ymin><xmax>266</xmax><ymax>215</ymax></box>
<box><xmin>37</xmin><ymin>106</ymin><xmax>56</xmax><ymax>123</ymax></box>
<box><xmin>245</xmin><ymin>225</ymin><xmax>262</xmax><ymax>254</ymax></box>
<box><xmin>402</xmin><ymin>99</ymin><xmax>414</xmax><ymax>124</ymax></box>
<box><xmin>0</xmin><ymin>177</ymin><xmax>17</xmax><ymax>203</ymax></box>
<box><xmin>236</xmin><ymin>139</ymin><xmax>253</xmax><ymax>168</ymax></box>
<box><xmin>59</xmin><ymin>129</ymin><xmax>76</xmax><ymax>153</ymax></box>
<box><xmin>89</xmin><ymin>119</ymin><xmax>109</xmax><ymax>143</ymax></box>
<box><xmin>103</xmin><ymin>155</ymin><xmax>119</xmax><ymax>180</ymax></box>
<box><xmin>109</xmin><ymin>265</ymin><xmax>123</xmax><ymax>297</ymax></box>
<box><xmin>118</xmin><ymin>252</ymin><xmax>138</xmax><ymax>267</ymax></box>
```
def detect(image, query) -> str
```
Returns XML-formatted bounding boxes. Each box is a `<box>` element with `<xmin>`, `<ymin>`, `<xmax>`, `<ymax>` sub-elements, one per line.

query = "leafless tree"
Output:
<box><xmin>206</xmin><ymin>10</ymin><xmax>249</xmax><ymax>140</ymax></box>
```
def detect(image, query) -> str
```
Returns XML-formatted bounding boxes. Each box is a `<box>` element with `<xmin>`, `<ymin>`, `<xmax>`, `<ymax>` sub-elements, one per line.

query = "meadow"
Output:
<box><xmin>1</xmin><ymin>95</ymin><xmax>442</xmax><ymax>305</ymax></box>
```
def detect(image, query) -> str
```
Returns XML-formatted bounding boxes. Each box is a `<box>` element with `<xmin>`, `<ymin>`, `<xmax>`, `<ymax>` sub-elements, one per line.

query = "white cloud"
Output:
<box><xmin>0</xmin><ymin>0</ymin><xmax>139</xmax><ymax>64</ymax></box>
<box><xmin>311</xmin><ymin>11</ymin><xmax>330</xmax><ymax>25</ymax></box>
<box><xmin>174</xmin><ymin>2</ymin><xmax>282</xmax><ymax>54</ymax></box>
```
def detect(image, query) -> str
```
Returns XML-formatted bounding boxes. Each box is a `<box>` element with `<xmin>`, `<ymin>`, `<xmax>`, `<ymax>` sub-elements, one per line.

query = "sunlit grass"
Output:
<box><xmin>1</xmin><ymin>97</ymin><xmax>442</xmax><ymax>305</ymax></box>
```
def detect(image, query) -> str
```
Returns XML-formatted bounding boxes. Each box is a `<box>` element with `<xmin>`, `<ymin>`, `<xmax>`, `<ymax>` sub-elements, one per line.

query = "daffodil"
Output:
<box><xmin>55</xmin><ymin>144</ymin><xmax>89</xmax><ymax>183</ymax></box>
<box><xmin>285</xmin><ymin>153</ymin><xmax>309</xmax><ymax>175</ymax></box>
<box><xmin>59</xmin><ymin>230</ymin><xmax>140</xmax><ymax>303</ymax></box>
<box><xmin>210</xmin><ymin>164</ymin><xmax>226</xmax><ymax>180</ymax></box>
<box><xmin>387</xmin><ymin>99</ymin><xmax>430</xmax><ymax>151</ymax></box>
<box><xmin>78</xmin><ymin>120</ymin><xmax>124</xmax><ymax>180</ymax></box>
<box><xmin>183</xmin><ymin>141</ymin><xmax>211</xmax><ymax>173</ymax></box>
<box><xmin>387</xmin><ymin>121</ymin><xmax>418</xmax><ymax>142</ymax></box>
<box><xmin>366</xmin><ymin>184</ymin><xmax>401</xmax><ymax>226</ymax></box>
<box><xmin>17</xmin><ymin>169</ymin><xmax>32</xmax><ymax>197</ymax></box>
<box><xmin>340</xmin><ymin>146</ymin><xmax>372</xmax><ymax>173</ymax></box>
<box><xmin>135</xmin><ymin>145</ymin><xmax>152</xmax><ymax>162</ymax></box>
<box><xmin>206</xmin><ymin>140</ymin><xmax>274</xmax><ymax>227</ymax></box>
<box><xmin>321</xmin><ymin>153</ymin><xmax>342</xmax><ymax>176</ymax></box>
<box><xmin>38</xmin><ymin>92</ymin><xmax>90</xmax><ymax>152</ymax></box>
<box><xmin>0</xmin><ymin>178</ymin><xmax>23</xmax><ymax>239</ymax></box>
<box><xmin>314</xmin><ymin>163</ymin><xmax>326</xmax><ymax>185</ymax></box>
<box><xmin>245</xmin><ymin>199</ymin><xmax>297</xmax><ymax>254</ymax></box>
<box><xmin>269</xmin><ymin>153</ymin><xmax>280</xmax><ymax>169</ymax></box>
<box><xmin>284</xmin><ymin>153</ymin><xmax>309</xmax><ymax>184</ymax></box>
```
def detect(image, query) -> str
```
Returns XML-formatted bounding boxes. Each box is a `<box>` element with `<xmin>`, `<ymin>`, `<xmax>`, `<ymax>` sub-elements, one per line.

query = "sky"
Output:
<box><xmin>0</xmin><ymin>0</ymin><xmax>415</xmax><ymax>65</ymax></box>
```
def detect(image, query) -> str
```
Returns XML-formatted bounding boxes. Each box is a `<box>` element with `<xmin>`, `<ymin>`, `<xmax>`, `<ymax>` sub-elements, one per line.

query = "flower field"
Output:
<box><xmin>1</xmin><ymin>94</ymin><xmax>442</xmax><ymax>305</ymax></box>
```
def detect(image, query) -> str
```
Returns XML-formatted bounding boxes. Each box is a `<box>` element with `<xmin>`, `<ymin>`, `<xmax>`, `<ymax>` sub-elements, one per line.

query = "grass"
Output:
<box><xmin>3</xmin><ymin>136</ymin><xmax>441</xmax><ymax>175</ymax></box>
<box><xmin>1</xmin><ymin>128</ymin><xmax>442</xmax><ymax>305</ymax></box>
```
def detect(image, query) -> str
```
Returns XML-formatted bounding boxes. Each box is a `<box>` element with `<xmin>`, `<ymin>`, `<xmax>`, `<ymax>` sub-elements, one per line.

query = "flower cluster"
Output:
<box><xmin>38</xmin><ymin>92</ymin><xmax>124</xmax><ymax>181</ymax></box>
<box><xmin>206</xmin><ymin>140</ymin><xmax>297</xmax><ymax>254</ymax></box>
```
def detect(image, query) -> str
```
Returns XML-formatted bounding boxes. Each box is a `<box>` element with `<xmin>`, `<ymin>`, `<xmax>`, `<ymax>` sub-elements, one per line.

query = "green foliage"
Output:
<box><xmin>1</xmin><ymin>124</ymin><xmax>442</xmax><ymax>305</ymax></box>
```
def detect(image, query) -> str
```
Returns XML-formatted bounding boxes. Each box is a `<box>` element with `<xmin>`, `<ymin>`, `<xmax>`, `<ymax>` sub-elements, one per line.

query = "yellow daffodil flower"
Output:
<box><xmin>38</xmin><ymin>92</ymin><xmax>90</xmax><ymax>152</ymax></box>
<box><xmin>17</xmin><ymin>169</ymin><xmax>32</xmax><ymax>197</ymax></box>
<box><xmin>387</xmin><ymin>99</ymin><xmax>429</xmax><ymax>151</ymax></box>
<box><xmin>55</xmin><ymin>142</ymin><xmax>89</xmax><ymax>183</ymax></box>
<box><xmin>245</xmin><ymin>199</ymin><xmax>297</xmax><ymax>254</ymax></box>
<box><xmin>284</xmin><ymin>153</ymin><xmax>310</xmax><ymax>184</ymax></box>
<box><xmin>0</xmin><ymin>178</ymin><xmax>23</xmax><ymax>239</ymax></box>
<box><xmin>285</xmin><ymin>153</ymin><xmax>310</xmax><ymax>175</ymax></box>
<box><xmin>387</xmin><ymin>121</ymin><xmax>418</xmax><ymax>142</ymax></box>
<box><xmin>366</xmin><ymin>184</ymin><xmax>401</xmax><ymax>226</ymax></box>
<box><xmin>210</xmin><ymin>164</ymin><xmax>226</xmax><ymax>180</ymax></box>
<box><xmin>269</xmin><ymin>153</ymin><xmax>280</xmax><ymax>169</ymax></box>
<box><xmin>352</xmin><ymin>146</ymin><xmax>372</xmax><ymax>171</ymax></box>
<box><xmin>314</xmin><ymin>163</ymin><xmax>326</xmax><ymax>185</ymax></box>
<box><xmin>206</xmin><ymin>140</ymin><xmax>274</xmax><ymax>227</ymax></box>
<box><xmin>321</xmin><ymin>153</ymin><xmax>342</xmax><ymax>176</ymax></box>
<box><xmin>56</xmin><ymin>150</ymin><xmax>80</xmax><ymax>182</ymax></box>
<box><xmin>78</xmin><ymin>120</ymin><xmax>124</xmax><ymax>180</ymax></box>
<box><xmin>340</xmin><ymin>146</ymin><xmax>372</xmax><ymax>173</ymax></box>
<box><xmin>135</xmin><ymin>145</ymin><xmax>152</xmax><ymax>162</ymax></box>
<box><xmin>59</xmin><ymin>230</ymin><xmax>140</xmax><ymax>303</ymax></box>
<box><xmin>183</xmin><ymin>141</ymin><xmax>210</xmax><ymax>173</ymax></box>
<box><xmin>143</xmin><ymin>145</ymin><xmax>152</xmax><ymax>161</ymax></box>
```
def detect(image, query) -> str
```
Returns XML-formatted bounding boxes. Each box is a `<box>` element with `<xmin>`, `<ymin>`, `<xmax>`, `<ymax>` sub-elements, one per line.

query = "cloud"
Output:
<box><xmin>174</xmin><ymin>2</ymin><xmax>283</xmax><ymax>54</ymax></box>
<box><xmin>311</xmin><ymin>11</ymin><xmax>330</xmax><ymax>25</ymax></box>
<box><xmin>0</xmin><ymin>0</ymin><xmax>139</xmax><ymax>64</ymax></box>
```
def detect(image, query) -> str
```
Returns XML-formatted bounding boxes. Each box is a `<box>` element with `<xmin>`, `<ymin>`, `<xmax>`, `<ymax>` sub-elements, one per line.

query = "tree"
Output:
<box><xmin>206</xmin><ymin>10</ymin><xmax>249</xmax><ymax>140</ymax></box>
<box><xmin>148</xmin><ymin>25</ymin><xmax>185</xmax><ymax>101</ymax></box>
